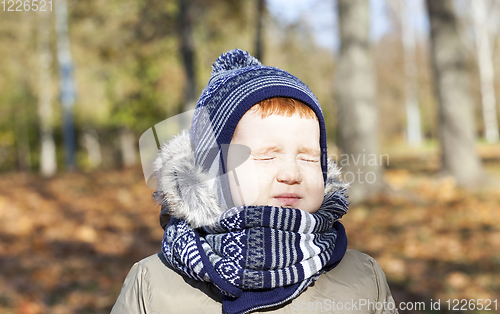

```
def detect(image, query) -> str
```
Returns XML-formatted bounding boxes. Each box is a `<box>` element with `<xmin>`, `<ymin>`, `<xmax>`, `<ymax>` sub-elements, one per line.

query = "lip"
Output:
<box><xmin>274</xmin><ymin>193</ymin><xmax>301</xmax><ymax>206</ymax></box>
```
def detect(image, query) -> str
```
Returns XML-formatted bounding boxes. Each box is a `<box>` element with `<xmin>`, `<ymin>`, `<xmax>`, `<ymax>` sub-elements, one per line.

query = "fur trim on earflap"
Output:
<box><xmin>153</xmin><ymin>130</ymin><xmax>348</xmax><ymax>228</ymax></box>
<box><xmin>325</xmin><ymin>157</ymin><xmax>350</xmax><ymax>195</ymax></box>
<box><xmin>153</xmin><ymin>130</ymin><xmax>224</xmax><ymax>228</ymax></box>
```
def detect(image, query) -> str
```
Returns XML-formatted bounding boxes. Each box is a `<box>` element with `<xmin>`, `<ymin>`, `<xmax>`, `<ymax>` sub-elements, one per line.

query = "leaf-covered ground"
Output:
<box><xmin>0</xmin><ymin>161</ymin><xmax>499</xmax><ymax>313</ymax></box>
<box><xmin>345</xmin><ymin>170</ymin><xmax>500</xmax><ymax>313</ymax></box>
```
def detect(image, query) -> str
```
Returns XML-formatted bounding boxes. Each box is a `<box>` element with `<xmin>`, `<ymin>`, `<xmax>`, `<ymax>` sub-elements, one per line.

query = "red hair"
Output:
<box><xmin>247</xmin><ymin>97</ymin><xmax>317</xmax><ymax>120</ymax></box>
<box><xmin>232</xmin><ymin>97</ymin><xmax>318</xmax><ymax>139</ymax></box>
<box><xmin>248</xmin><ymin>97</ymin><xmax>318</xmax><ymax>121</ymax></box>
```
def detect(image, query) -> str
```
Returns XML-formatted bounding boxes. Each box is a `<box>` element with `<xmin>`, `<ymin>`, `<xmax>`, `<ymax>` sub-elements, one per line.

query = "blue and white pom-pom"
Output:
<box><xmin>211</xmin><ymin>49</ymin><xmax>262</xmax><ymax>75</ymax></box>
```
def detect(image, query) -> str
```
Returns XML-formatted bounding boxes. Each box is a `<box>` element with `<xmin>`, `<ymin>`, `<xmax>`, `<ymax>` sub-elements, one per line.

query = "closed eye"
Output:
<box><xmin>299</xmin><ymin>158</ymin><xmax>319</xmax><ymax>163</ymax></box>
<box><xmin>298</xmin><ymin>155</ymin><xmax>320</xmax><ymax>163</ymax></box>
<box><xmin>251</xmin><ymin>154</ymin><xmax>276</xmax><ymax>161</ymax></box>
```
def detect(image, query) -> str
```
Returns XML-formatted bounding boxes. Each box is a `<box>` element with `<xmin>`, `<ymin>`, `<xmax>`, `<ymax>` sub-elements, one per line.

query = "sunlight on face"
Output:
<box><xmin>227</xmin><ymin>110</ymin><xmax>324</xmax><ymax>213</ymax></box>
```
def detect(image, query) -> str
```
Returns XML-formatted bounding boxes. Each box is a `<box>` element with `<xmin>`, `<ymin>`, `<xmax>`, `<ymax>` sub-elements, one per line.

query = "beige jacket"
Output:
<box><xmin>111</xmin><ymin>249</ymin><xmax>397</xmax><ymax>314</ymax></box>
<box><xmin>111</xmin><ymin>131</ymin><xmax>397</xmax><ymax>313</ymax></box>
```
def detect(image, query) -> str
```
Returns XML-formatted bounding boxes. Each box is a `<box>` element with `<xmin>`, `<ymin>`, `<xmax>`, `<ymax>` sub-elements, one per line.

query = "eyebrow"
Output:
<box><xmin>252</xmin><ymin>146</ymin><xmax>280</xmax><ymax>155</ymax></box>
<box><xmin>299</xmin><ymin>147</ymin><xmax>321</xmax><ymax>156</ymax></box>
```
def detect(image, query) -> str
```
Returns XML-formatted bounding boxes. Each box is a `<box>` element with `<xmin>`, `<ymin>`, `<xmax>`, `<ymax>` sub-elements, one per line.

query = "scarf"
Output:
<box><xmin>161</xmin><ymin>191</ymin><xmax>348</xmax><ymax>314</ymax></box>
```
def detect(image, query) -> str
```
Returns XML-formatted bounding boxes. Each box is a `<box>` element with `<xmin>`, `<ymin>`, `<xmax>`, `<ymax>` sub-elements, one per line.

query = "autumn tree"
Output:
<box><xmin>426</xmin><ymin>0</ymin><xmax>485</xmax><ymax>186</ymax></box>
<box><xmin>254</xmin><ymin>0</ymin><xmax>265</xmax><ymax>62</ymax></box>
<box><xmin>178</xmin><ymin>0</ymin><xmax>197</xmax><ymax>111</ymax></box>
<box><xmin>38</xmin><ymin>9</ymin><xmax>57</xmax><ymax>177</ymax></box>
<box><xmin>55</xmin><ymin>0</ymin><xmax>77</xmax><ymax>170</ymax></box>
<box><xmin>387</xmin><ymin>0</ymin><xmax>423</xmax><ymax>146</ymax></box>
<box><xmin>470</xmin><ymin>0</ymin><xmax>499</xmax><ymax>143</ymax></box>
<box><xmin>335</xmin><ymin>0</ymin><xmax>385</xmax><ymax>202</ymax></box>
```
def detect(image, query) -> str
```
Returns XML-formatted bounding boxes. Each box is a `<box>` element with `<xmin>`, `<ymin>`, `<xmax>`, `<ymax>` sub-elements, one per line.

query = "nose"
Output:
<box><xmin>276</xmin><ymin>159</ymin><xmax>302</xmax><ymax>185</ymax></box>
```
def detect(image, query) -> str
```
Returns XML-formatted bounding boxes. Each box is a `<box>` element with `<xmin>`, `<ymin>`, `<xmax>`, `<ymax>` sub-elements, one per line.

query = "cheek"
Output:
<box><xmin>229</xmin><ymin>160</ymin><xmax>269</xmax><ymax>206</ymax></box>
<box><xmin>302</xmin><ymin>166</ymin><xmax>324</xmax><ymax>212</ymax></box>
<box><xmin>300</xmin><ymin>164</ymin><xmax>324</xmax><ymax>190</ymax></box>
<box><xmin>254</xmin><ymin>163</ymin><xmax>278</xmax><ymax>186</ymax></box>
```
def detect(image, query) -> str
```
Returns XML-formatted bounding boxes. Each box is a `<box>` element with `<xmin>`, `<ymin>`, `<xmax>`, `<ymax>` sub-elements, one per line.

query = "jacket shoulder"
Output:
<box><xmin>309</xmin><ymin>249</ymin><xmax>382</xmax><ymax>298</ymax></box>
<box><xmin>291</xmin><ymin>250</ymin><xmax>397</xmax><ymax>313</ymax></box>
<box><xmin>111</xmin><ymin>251</ymin><xmax>397</xmax><ymax>313</ymax></box>
<box><xmin>111</xmin><ymin>253</ymin><xmax>223</xmax><ymax>314</ymax></box>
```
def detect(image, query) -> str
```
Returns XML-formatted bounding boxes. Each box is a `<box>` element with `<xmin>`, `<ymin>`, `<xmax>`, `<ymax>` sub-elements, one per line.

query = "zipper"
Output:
<box><xmin>226</xmin><ymin>279</ymin><xmax>312</xmax><ymax>314</ymax></box>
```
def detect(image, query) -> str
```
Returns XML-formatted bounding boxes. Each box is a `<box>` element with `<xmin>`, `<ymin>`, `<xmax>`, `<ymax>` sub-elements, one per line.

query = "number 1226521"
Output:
<box><xmin>2</xmin><ymin>0</ymin><xmax>52</xmax><ymax>11</ymax></box>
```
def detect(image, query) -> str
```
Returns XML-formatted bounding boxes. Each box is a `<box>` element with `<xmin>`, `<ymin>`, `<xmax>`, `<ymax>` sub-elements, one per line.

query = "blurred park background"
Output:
<box><xmin>1</xmin><ymin>0</ymin><xmax>500</xmax><ymax>313</ymax></box>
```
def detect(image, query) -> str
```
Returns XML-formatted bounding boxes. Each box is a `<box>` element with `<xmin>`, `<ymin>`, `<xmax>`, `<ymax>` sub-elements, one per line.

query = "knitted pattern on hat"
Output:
<box><xmin>211</xmin><ymin>49</ymin><xmax>262</xmax><ymax>77</ymax></box>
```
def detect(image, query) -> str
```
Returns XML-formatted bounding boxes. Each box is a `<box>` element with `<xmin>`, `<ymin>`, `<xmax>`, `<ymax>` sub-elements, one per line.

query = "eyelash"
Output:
<box><xmin>299</xmin><ymin>158</ymin><xmax>319</xmax><ymax>163</ymax></box>
<box><xmin>252</xmin><ymin>156</ymin><xmax>319</xmax><ymax>163</ymax></box>
<box><xmin>253</xmin><ymin>156</ymin><xmax>276</xmax><ymax>161</ymax></box>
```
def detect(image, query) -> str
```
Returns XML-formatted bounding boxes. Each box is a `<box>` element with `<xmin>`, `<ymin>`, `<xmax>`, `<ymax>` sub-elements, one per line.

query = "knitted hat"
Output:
<box><xmin>190</xmin><ymin>49</ymin><xmax>328</xmax><ymax>185</ymax></box>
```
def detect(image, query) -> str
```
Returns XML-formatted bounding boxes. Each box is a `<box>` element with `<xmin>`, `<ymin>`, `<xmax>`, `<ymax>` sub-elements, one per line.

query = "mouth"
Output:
<box><xmin>274</xmin><ymin>193</ymin><xmax>301</xmax><ymax>207</ymax></box>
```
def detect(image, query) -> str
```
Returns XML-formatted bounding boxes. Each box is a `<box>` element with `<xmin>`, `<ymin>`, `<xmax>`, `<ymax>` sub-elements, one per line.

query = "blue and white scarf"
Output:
<box><xmin>161</xmin><ymin>191</ymin><xmax>348</xmax><ymax>314</ymax></box>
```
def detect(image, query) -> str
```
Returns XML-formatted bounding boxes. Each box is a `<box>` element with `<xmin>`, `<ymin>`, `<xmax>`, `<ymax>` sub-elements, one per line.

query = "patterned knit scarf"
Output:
<box><xmin>161</xmin><ymin>191</ymin><xmax>348</xmax><ymax>314</ymax></box>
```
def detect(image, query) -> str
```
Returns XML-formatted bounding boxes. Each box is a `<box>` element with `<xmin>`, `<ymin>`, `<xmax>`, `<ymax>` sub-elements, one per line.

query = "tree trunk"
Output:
<box><xmin>471</xmin><ymin>0</ymin><xmax>499</xmax><ymax>143</ymax></box>
<box><xmin>15</xmin><ymin>12</ymin><xmax>32</xmax><ymax>173</ymax></box>
<box><xmin>426</xmin><ymin>0</ymin><xmax>484</xmax><ymax>186</ymax></box>
<box><xmin>38</xmin><ymin>8</ymin><xmax>57</xmax><ymax>177</ymax></box>
<box><xmin>82</xmin><ymin>127</ymin><xmax>102</xmax><ymax>169</ymax></box>
<box><xmin>336</xmin><ymin>0</ymin><xmax>385</xmax><ymax>203</ymax></box>
<box><xmin>15</xmin><ymin>107</ymin><xmax>32</xmax><ymax>172</ymax></box>
<box><xmin>254</xmin><ymin>0</ymin><xmax>265</xmax><ymax>62</ymax></box>
<box><xmin>55</xmin><ymin>0</ymin><xmax>77</xmax><ymax>171</ymax></box>
<box><xmin>399</xmin><ymin>0</ymin><xmax>422</xmax><ymax>146</ymax></box>
<box><xmin>178</xmin><ymin>0</ymin><xmax>197</xmax><ymax>111</ymax></box>
<box><xmin>120</xmin><ymin>127</ymin><xmax>137</xmax><ymax>167</ymax></box>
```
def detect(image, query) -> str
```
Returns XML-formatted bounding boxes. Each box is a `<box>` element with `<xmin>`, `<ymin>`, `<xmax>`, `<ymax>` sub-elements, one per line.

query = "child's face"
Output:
<box><xmin>227</xmin><ymin>110</ymin><xmax>324</xmax><ymax>213</ymax></box>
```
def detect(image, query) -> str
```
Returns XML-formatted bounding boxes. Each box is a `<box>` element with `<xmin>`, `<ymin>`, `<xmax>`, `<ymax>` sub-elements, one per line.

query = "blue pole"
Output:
<box><xmin>55</xmin><ymin>0</ymin><xmax>77</xmax><ymax>170</ymax></box>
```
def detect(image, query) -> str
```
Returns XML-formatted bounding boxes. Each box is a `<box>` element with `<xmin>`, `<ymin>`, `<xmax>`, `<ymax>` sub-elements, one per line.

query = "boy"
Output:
<box><xmin>111</xmin><ymin>49</ymin><xmax>397</xmax><ymax>313</ymax></box>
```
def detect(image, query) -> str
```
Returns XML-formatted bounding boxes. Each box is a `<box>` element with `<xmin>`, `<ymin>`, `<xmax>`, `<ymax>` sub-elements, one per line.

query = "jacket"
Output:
<box><xmin>111</xmin><ymin>250</ymin><xmax>397</xmax><ymax>314</ymax></box>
